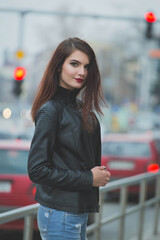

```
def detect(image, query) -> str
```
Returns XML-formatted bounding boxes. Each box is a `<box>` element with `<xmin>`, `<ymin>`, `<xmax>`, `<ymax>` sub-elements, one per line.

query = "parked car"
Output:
<box><xmin>15</xmin><ymin>127</ymin><xmax>34</xmax><ymax>141</ymax></box>
<box><xmin>0</xmin><ymin>139</ymin><xmax>37</xmax><ymax>230</ymax></box>
<box><xmin>0</xmin><ymin>131</ymin><xmax>15</xmax><ymax>140</ymax></box>
<box><xmin>0</xmin><ymin>139</ymin><xmax>94</xmax><ymax>230</ymax></box>
<box><xmin>101</xmin><ymin>132</ymin><xmax>160</xmax><ymax>195</ymax></box>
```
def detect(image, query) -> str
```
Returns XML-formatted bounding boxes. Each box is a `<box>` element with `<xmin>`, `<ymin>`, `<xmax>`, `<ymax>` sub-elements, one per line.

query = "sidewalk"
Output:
<box><xmin>146</xmin><ymin>233</ymin><xmax>160</xmax><ymax>240</ymax></box>
<box><xmin>130</xmin><ymin>232</ymin><xmax>160</xmax><ymax>240</ymax></box>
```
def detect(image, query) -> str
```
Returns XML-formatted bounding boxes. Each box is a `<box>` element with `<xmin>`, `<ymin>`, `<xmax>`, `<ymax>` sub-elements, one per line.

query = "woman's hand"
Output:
<box><xmin>91</xmin><ymin>166</ymin><xmax>111</xmax><ymax>187</ymax></box>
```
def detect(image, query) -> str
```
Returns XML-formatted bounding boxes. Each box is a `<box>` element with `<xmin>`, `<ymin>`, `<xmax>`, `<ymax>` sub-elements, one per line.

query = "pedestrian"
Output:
<box><xmin>28</xmin><ymin>37</ymin><xmax>111</xmax><ymax>240</ymax></box>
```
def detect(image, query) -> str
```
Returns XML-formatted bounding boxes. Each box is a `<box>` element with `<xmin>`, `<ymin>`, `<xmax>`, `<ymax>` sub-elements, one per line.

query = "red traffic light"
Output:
<box><xmin>144</xmin><ymin>12</ymin><xmax>157</xmax><ymax>23</ymax></box>
<box><xmin>13</xmin><ymin>66</ymin><xmax>26</xmax><ymax>81</ymax></box>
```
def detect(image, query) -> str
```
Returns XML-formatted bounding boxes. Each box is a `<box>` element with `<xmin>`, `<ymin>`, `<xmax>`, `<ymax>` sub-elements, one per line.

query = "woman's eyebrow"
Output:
<box><xmin>70</xmin><ymin>59</ymin><xmax>90</xmax><ymax>65</ymax></box>
<box><xmin>70</xmin><ymin>59</ymin><xmax>80</xmax><ymax>63</ymax></box>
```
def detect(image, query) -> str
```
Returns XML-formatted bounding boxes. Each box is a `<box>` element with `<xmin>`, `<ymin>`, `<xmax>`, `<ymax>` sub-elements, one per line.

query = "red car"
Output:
<box><xmin>101</xmin><ymin>132</ymin><xmax>160</xmax><ymax>194</ymax></box>
<box><xmin>0</xmin><ymin>139</ymin><xmax>94</xmax><ymax>230</ymax></box>
<box><xmin>0</xmin><ymin>139</ymin><xmax>37</xmax><ymax>230</ymax></box>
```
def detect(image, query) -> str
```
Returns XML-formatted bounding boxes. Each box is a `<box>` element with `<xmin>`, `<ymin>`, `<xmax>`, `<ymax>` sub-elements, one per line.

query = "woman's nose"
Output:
<box><xmin>78</xmin><ymin>67</ymin><xmax>86</xmax><ymax>76</ymax></box>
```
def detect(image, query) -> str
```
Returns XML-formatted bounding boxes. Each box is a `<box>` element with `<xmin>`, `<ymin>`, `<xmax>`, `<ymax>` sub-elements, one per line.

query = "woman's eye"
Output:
<box><xmin>71</xmin><ymin>62</ymin><xmax>78</xmax><ymax>67</ymax></box>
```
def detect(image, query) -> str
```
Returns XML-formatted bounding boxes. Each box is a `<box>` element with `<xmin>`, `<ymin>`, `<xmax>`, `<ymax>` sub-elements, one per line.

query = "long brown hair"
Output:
<box><xmin>31</xmin><ymin>37</ymin><xmax>107</xmax><ymax>131</ymax></box>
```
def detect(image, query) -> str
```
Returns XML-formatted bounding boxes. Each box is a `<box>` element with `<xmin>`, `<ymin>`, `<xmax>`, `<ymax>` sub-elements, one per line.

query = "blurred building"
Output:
<box><xmin>90</xmin><ymin>41</ymin><xmax>141</xmax><ymax>105</ymax></box>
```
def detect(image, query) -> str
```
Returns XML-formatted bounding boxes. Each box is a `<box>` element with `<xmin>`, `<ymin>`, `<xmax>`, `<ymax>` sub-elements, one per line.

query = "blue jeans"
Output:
<box><xmin>37</xmin><ymin>205</ymin><xmax>88</xmax><ymax>240</ymax></box>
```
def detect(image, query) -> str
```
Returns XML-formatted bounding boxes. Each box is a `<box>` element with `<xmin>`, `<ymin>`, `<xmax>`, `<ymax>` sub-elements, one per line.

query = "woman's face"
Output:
<box><xmin>59</xmin><ymin>49</ymin><xmax>90</xmax><ymax>90</ymax></box>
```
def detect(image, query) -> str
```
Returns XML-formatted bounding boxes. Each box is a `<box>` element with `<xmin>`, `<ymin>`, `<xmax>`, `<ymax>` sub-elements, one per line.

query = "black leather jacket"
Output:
<box><xmin>28</xmin><ymin>86</ymin><xmax>101</xmax><ymax>213</ymax></box>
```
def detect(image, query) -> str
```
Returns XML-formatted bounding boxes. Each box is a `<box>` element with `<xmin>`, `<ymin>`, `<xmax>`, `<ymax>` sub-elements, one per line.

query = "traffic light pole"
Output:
<box><xmin>1</xmin><ymin>8</ymin><xmax>160</xmax><ymax>53</ymax></box>
<box><xmin>1</xmin><ymin>8</ymin><xmax>160</xmax><ymax>51</ymax></box>
<box><xmin>18</xmin><ymin>12</ymin><xmax>25</xmax><ymax>49</ymax></box>
<box><xmin>139</xmin><ymin>40</ymin><xmax>157</xmax><ymax>108</ymax></box>
<box><xmin>1</xmin><ymin>8</ymin><xmax>160</xmax><ymax>21</ymax></box>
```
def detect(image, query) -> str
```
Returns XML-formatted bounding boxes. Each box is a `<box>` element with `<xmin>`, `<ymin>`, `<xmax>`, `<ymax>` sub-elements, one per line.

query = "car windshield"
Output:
<box><xmin>102</xmin><ymin>142</ymin><xmax>151</xmax><ymax>157</ymax></box>
<box><xmin>0</xmin><ymin>149</ymin><xmax>28</xmax><ymax>174</ymax></box>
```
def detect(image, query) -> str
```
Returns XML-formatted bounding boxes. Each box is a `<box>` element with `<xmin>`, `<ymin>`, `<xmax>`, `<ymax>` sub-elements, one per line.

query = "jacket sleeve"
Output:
<box><xmin>28</xmin><ymin>101</ymin><xmax>93</xmax><ymax>191</ymax></box>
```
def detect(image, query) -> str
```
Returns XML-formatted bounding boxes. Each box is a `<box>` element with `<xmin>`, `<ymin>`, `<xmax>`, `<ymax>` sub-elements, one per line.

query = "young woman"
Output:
<box><xmin>28</xmin><ymin>37</ymin><xmax>111</xmax><ymax>240</ymax></box>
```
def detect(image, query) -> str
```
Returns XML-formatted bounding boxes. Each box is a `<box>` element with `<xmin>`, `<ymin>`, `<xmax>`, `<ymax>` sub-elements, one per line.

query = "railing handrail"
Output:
<box><xmin>0</xmin><ymin>171</ymin><xmax>160</xmax><ymax>240</ymax></box>
<box><xmin>0</xmin><ymin>203</ymin><xmax>39</xmax><ymax>225</ymax></box>
<box><xmin>101</xmin><ymin>171</ymin><xmax>160</xmax><ymax>192</ymax></box>
<box><xmin>0</xmin><ymin>171</ymin><xmax>158</xmax><ymax>224</ymax></box>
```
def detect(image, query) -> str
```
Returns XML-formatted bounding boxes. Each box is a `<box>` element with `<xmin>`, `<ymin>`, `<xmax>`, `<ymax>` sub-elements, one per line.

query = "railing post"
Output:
<box><xmin>153</xmin><ymin>175</ymin><xmax>160</xmax><ymax>235</ymax></box>
<box><xmin>138</xmin><ymin>179</ymin><xmax>146</xmax><ymax>240</ymax></box>
<box><xmin>119</xmin><ymin>185</ymin><xmax>128</xmax><ymax>240</ymax></box>
<box><xmin>94</xmin><ymin>192</ymin><xmax>104</xmax><ymax>240</ymax></box>
<box><xmin>23</xmin><ymin>215</ymin><xmax>34</xmax><ymax>240</ymax></box>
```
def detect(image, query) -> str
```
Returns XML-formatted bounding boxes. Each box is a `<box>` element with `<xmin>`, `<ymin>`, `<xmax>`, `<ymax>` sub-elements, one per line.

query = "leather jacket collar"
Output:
<box><xmin>54</xmin><ymin>86</ymin><xmax>78</xmax><ymax>106</ymax></box>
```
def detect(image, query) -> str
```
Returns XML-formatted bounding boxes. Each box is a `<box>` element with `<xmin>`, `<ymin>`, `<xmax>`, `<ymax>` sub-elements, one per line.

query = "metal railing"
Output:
<box><xmin>0</xmin><ymin>171</ymin><xmax>160</xmax><ymax>240</ymax></box>
<box><xmin>88</xmin><ymin>171</ymin><xmax>160</xmax><ymax>240</ymax></box>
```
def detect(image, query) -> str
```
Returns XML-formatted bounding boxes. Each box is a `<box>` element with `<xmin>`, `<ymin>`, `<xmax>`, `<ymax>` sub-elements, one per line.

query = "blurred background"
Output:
<box><xmin>1</xmin><ymin>1</ymin><xmax>160</xmax><ymax>239</ymax></box>
<box><xmin>1</xmin><ymin>0</ymin><xmax>160</xmax><ymax>138</ymax></box>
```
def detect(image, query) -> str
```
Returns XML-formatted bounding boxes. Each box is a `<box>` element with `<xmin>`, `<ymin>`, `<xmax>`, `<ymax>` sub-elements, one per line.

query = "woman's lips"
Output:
<box><xmin>75</xmin><ymin>78</ymin><xmax>83</xmax><ymax>83</ymax></box>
